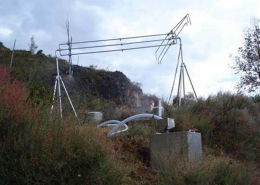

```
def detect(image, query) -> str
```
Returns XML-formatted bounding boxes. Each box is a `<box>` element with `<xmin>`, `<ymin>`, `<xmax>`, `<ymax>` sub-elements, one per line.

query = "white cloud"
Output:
<box><xmin>0</xmin><ymin>27</ymin><xmax>12</xmax><ymax>37</ymax></box>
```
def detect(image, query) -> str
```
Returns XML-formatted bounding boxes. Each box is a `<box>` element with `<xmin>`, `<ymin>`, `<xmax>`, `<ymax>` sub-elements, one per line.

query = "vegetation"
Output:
<box><xmin>0</xmin><ymin>62</ymin><xmax>259</xmax><ymax>184</ymax></box>
<box><xmin>0</xmin><ymin>26</ymin><xmax>260</xmax><ymax>183</ymax></box>
<box><xmin>28</xmin><ymin>35</ymin><xmax>38</xmax><ymax>55</ymax></box>
<box><xmin>0</xmin><ymin>64</ymin><xmax>126</xmax><ymax>184</ymax></box>
<box><xmin>231</xmin><ymin>18</ymin><xmax>260</xmax><ymax>93</ymax></box>
<box><xmin>169</xmin><ymin>92</ymin><xmax>260</xmax><ymax>161</ymax></box>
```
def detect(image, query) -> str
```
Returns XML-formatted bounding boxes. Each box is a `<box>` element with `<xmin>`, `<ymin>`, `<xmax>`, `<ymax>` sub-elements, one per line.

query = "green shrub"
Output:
<box><xmin>163</xmin><ymin>91</ymin><xmax>259</xmax><ymax>163</ymax></box>
<box><xmin>159</xmin><ymin>152</ymin><xmax>251</xmax><ymax>185</ymax></box>
<box><xmin>241</xmin><ymin>131</ymin><xmax>260</xmax><ymax>163</ymax></box>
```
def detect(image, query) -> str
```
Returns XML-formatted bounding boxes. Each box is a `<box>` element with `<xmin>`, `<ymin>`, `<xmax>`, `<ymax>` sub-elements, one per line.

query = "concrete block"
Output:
<box><xmin>150</xmin><ymin>131</ymin><xmax>202</xmax><ymax>171</ymax></box>
<box><xmin>85</xmin><ymin>112</ymin><xmax>103</xmax><ymax>123</ymax></box>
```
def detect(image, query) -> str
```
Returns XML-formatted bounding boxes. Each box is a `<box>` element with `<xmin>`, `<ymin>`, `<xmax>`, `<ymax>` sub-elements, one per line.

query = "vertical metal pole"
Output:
<box><xmin>10</xmin><ymin>39</ymin><xmax>16</xmax><ymax>69</ymax></box>
<box><xmin>180</xmin><ymin>44</ymin><xmax>185</xmax><ymax>104</ymax></box>
<box><xmin>168</xmin><ymin>45</ymin><xmax>181</xmax><ymax>104</ymax></box>
<box><xmin>66</xmin><ymin>15</ymin><xmax>73</xmax><ymax>76</ymax></box>
<box><xmin>50</xmin><ymin>78</ymin><xmax>58</xmax><ymax>114</ymax></box>
<box><xmin>68</xmin><ymin>37</ymin><xmax>72</xmax><ymax>75</ymax></box>
<box><xmin>181</xmin><ymin>65</ymin><xmax>185</xmax><ymax>98</ymax></box>
<box><xmin>177</xmin><ymin>65</ymin><xmax>182</xmax><ymax>106</ymax></box>
<box><xmin>56</xmin><ymin>57</ymin><xmax>62</xmax><ymax>119</ymax></box>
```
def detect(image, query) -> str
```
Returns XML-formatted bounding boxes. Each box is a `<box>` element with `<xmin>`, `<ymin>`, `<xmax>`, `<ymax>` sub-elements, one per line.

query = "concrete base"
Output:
<box><xmin>150</xmin><ymin>131</ymin><xmax>202</xmax><ymax>171</ymax></box>
<box><xmin>85</xmin><ymin>112</ymin><xmax>103</xmax><ymax>123</ymax></box>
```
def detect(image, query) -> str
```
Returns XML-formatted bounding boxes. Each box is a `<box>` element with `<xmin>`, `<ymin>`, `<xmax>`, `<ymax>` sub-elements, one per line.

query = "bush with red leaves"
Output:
<box><xmin>0</xmin><ymin>64</ymin><xmax>29</xmax><ymax>122</ymax></box>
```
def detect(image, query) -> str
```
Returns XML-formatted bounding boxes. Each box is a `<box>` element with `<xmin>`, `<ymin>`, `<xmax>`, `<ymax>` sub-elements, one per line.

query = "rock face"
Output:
<box><xmin>0</xmin><ymin>42</ymin><xmax>145</xmax><ymax>107</ymax></box>
<box><xmin>69</xmin><ymin>65</ymin><xmax>143</xmax><ymax>106</ymax></box>
<box><xmin>0</xmin><ymin>42</ymin><xmax>10</xmax><ymax>52</ymax></box>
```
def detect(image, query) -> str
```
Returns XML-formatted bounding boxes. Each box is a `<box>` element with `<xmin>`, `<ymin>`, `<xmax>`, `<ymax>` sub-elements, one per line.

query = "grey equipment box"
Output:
<box><xmin>150</xmin><ymin>131</ymin><xmax>202</xmax><ymax>171</ymax></box>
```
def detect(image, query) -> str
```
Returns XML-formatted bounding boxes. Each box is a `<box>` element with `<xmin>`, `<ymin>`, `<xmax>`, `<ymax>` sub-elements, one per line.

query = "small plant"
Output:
<box><xmin>28</xmin><ymin>35</ymin><xmax>38</xmax><ymax>54</ymax></box>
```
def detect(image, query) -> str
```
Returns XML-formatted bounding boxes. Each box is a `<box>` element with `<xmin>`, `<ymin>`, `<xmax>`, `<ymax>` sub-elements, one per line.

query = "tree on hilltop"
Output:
<box><xmin>231</xmin><ymin>18</ymin><xmax>260</xmax><ymax>93</ymax></box>
<box><xmin>28</xmin><ymin>35</ymin><xmax>38</xmax><ymax>55</ymax></box>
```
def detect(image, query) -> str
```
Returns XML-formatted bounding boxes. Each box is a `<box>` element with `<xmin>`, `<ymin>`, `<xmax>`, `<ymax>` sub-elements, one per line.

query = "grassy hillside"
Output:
<box><xmin>0</xmin><ymin>43</ymin><xmax>143</xmax><ymax>107</ymax></box>
<box><xmin>0</xmin><ymin>63</ymin><xmax>259</xmax><ymax>184</ymax></box>
<box><xmin>0</xmin><ymin>43</ymin><xmax>259</xmax><ymax>184</ymax></box>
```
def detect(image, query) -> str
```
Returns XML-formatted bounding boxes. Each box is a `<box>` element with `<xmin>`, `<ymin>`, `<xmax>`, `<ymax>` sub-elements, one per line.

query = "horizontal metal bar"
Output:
<box><xmin>59</xmin><ymin>38</ymin><xmax>173</xmax><ymax>51</ymax></box>
<box><xmin>59</xmin><ymin>43</ymin><xmax>175</xmax><ymax>56</ymax></box>
<box><xmin>59</xmin><ymin>32</ymin><xmax>170</xmax><ymax>46</ymax></box>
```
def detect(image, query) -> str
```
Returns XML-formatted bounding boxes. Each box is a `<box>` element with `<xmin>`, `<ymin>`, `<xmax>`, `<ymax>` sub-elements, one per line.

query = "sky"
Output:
<box><xmin>1</xmin><ymin>0</ymin><xmax>260</xmax><ymax>100</ymax></box>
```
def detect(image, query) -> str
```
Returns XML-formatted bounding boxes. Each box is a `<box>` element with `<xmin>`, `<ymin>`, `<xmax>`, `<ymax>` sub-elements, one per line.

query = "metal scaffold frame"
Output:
<box><xmin>51</xmin><ymin>14</ymin><xmax>197</xmax><ymax>120</ymax></box>
<box><xmin>167</xmin><ymin>38</ymin><xmax>198</xmax><ymax>105</ymax></box>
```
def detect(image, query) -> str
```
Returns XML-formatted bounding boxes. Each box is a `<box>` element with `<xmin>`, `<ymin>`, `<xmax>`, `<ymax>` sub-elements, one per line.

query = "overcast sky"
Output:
<box><xmin>1</xmin><ymin>0</ymin><xmax>260</xmax><ymax>99</ymax></box>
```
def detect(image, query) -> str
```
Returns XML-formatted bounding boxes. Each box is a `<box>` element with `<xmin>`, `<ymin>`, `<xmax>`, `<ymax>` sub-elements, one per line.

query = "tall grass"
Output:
<box><xmin>0</xmin><ymin>63</ymin><xmax>259</xmax><ymax>184</ymax></box>
<box><xmin>158</xmin><ymin>147</ymin><xmax>252</xmax><ymax>185</ymax></box>
<box><xmin>0</xmin><ymin>64</ymin><xmax>127</xmax><ymax>184</ymax></box>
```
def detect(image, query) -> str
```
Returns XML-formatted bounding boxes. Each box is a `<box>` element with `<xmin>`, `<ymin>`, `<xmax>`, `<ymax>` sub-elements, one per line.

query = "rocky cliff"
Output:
<box><xmin>0</xmin><ymin>42</ymin><xmax>144</xmax><ymax>107</ymax></box>
<box><xmin>62</xmin><ymin>65</ymin><xmax>143</xmax><ymax>106</ymax></box>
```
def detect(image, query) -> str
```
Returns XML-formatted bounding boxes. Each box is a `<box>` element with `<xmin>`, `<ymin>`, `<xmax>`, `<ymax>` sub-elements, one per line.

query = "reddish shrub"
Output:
<box><xmin>0</xmin><ymin>64</ymin><xmax>29</xmax><ymax>122</ymax></box>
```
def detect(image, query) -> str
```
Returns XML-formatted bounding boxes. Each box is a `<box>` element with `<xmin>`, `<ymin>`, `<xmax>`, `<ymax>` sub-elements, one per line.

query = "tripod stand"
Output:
<box><xmin>168</xmin><ymin>39</ymin><xmax>197</xmax><ymax>106</ymax></box>
<box><xmin>50</xmin><ymin>57</ymin><xmax>78</xmax><ymax>120</ymax></box>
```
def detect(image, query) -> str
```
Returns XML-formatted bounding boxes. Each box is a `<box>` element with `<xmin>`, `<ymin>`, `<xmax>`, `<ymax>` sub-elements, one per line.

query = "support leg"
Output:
<box><xmin>59</xmin><ymin>77</ymin><xmax>79</xmax><ymax>121</ymax></box>
<box><xmin>50</xmin><ymin>77</ymin><xmax>58</xmax><ymax>114</ymax></box>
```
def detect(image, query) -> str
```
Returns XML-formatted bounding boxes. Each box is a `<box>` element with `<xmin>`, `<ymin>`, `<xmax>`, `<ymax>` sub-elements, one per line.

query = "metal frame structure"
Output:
<box><xmin>50</xmin><ymin>55</ymin><xmax>78</xmax><ymax>120</ymax></box>
<box><xmin>155</xmin><ymin>14</ymin><xmax>191</xmax><ymax>63</ymax></box>
<box><xmin>154</xmin><ymin>15</ymin><xmax>197</xmax><ymax>105</ymax></box>
<box><xmin>167</xmin><ymin>38</ymin><xmax>198</xmax><ymax>105</ymax></box>
<box><xmin>51</xmin><ymin>14</ymin><xmax>196</xmax><ymax>120</ymax></box>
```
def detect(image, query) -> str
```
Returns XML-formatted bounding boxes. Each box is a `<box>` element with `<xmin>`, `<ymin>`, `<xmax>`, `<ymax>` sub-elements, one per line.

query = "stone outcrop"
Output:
<box><xmin>0</xmin><ymin>42</ymin><xmax>152</xmax><ymax>107</ymax></box>
<box><xmin>70</xmin><ymin>65</ymin><xmax>143</xmax><ymax>106</ymax></box>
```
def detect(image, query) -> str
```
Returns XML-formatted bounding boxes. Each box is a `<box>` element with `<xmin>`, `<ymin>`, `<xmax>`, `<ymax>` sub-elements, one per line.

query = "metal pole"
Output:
<box><xmin>180</xmin><ymin>44</ymin><xmax>185</xmax><ymax>104</ymax></box>
<box><xmin>168</xmin><ymin>44</ymin><xmax>181</xmax><ymax>104</ymax></box>
<box><xmin>182</xmin><ymin>63</ymin><xmax>185</xmax><ymax>104</ymax></box>
<box><xmin>177</xmin><ymin>65</ymin><xmax>182</xmax><ymax>106</ymax></box>
<box><xmin>56</xmin><ymin>57</ymin><xmax>63</xmax><ymax>119</ymax></box>
<box><xmin>59</xmin><ymin>32</ymin><xmax>168</xmax><ymax>46</ymax></box>
<box><xmin>155</xmin><ymin>14</ymin><xmax>191</xmax><ymax>63</ymax></box>
<box><xmin>58</xmin><ymin>43</ymin><xmax>173</xmax><ymax>56</ymax></box>
<box><xmin>66</xmin><ymin>15</ymin><xmax>73</xmax><ymax>76</ymax></box>
<box><xmin>183</xmin><ymin>63</ymin><xmax>198</xmax><ymax>101</ymax></box>
<box><xmin>50</xmin><ymin>77</ymin><xmax>58</xmax><ymax>114</ymax></box>
<box><xmin>59</xmin><ymin>77</ymin><xmax>79</xmax><ymax>120</ymax></box>
<box><xmin>60</xmin><ymin>38</ymin><xmax>169</xmax><ymax>51</ymax></box>
<box><xmin>68</xmin><ymin>36</ymin><xmax>72</xmax><ymax>75</ymax></box>
<box><xmin>10</xmin><ymin>39</ymin><xmax>16</xmax><ymax>69</ymax></box>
